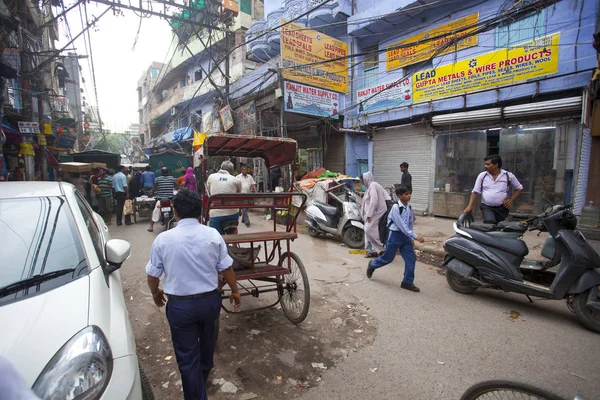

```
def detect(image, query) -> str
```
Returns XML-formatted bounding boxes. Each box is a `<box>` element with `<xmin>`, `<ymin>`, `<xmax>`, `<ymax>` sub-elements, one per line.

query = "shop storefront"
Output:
<box><xmin>372</xmin><ymin>124</ymin><xmax>433</xmax><ymax>212</ymax></box>
<box><xmin>433</xmin><ymin>115</ymin><xmax>581</xmax><ymax>218</ymax></box>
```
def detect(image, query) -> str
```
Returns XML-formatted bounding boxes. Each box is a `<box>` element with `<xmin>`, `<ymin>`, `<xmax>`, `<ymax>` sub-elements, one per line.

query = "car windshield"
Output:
<box><xmin>0</xmin><ymin>196</ymin><xmax>87</xmax><ymax>292</ymax></box>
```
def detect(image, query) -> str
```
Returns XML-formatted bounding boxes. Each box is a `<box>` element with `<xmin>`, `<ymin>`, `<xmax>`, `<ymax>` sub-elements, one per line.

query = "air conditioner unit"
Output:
<box><xmin>171</xmin><ymin>108</ymin><xmax>177</xmax><ymax>116</ymax></box>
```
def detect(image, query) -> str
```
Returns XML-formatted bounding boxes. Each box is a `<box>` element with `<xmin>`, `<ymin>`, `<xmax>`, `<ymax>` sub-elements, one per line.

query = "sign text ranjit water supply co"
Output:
<box><xmin>412</xmin><ymin>33</ymin><xmax>560</xmax><ymax>103</ymax></box>
<box><xmin>281</xmin><ymin>21</ymin><xmax>349</xmax><ymax>93</ymax></box>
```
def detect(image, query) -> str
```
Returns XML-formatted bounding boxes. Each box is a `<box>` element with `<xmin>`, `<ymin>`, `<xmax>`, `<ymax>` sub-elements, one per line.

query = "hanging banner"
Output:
<box><xmin>284</xmin><ymin>81</ymin><xmax>341</xmax><ymax>118</ymax></box>
<box><xmin>386</xmin><ymin>13</ymin><xmax>479</xmax><ymax>71</ymax></box>
<box><xmin>235</xmin><ymin>101</ymin><xmax>257</xmax><ymax>136</ymax></box>
<box><xmin>412</xmin><ymin>33</ymin><xmax>560</xmax><ymax>103</ymax></box>
<box><xmin>356</xmin><ymin>77</ymin><xmax>412</xmax><ymax>114</ymax></box>
<box><xmin>281</xmin><ymin>21</ymin><xmax>348</xmax><ymax>93</ymax></box>
<box><xmin>219</xmin><ymin>105</ymin><xmax>234</xmax><ymax>131</ymax></box>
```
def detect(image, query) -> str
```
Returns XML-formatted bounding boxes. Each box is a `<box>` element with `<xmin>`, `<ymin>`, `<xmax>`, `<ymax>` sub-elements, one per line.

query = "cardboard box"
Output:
<box><xmin>59</xmin><ymin>162</ymin><xmax>93</xmax><ymax>173</ymax></box>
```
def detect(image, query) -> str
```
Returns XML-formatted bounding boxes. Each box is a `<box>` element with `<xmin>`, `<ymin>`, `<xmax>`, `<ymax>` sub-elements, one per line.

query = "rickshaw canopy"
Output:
<box><xmin>203</xmin><ymin>134</ymin><xmax>297</xmax><ymax>169</ymax></box>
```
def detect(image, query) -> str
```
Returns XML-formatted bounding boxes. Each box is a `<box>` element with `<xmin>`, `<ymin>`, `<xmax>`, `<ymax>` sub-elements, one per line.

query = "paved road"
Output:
<box><xmin>112</xmin><ymin>216</ymin><xmax>600</xmax><ymax>400</ymax></box>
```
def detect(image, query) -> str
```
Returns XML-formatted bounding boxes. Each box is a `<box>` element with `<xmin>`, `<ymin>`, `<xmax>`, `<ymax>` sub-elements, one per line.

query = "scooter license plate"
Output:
<box><xmin>162</xmin><ymin>207</ymin><xmax>171</xmax><ymax>211</ymax></box>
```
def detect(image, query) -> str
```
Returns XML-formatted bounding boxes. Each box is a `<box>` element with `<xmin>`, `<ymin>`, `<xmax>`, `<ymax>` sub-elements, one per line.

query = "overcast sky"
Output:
<box><xmin>57</xmin><ymin>2</ymin><xmax>174</xmax><ymax>132</ymax></box>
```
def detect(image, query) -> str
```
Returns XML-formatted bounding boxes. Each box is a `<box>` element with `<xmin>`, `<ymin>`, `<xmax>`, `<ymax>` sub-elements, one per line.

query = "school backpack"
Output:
<box><xmin>378</xmin><ymin>200</ymin><xmax>404</xmax><ymax>243</ymax></box>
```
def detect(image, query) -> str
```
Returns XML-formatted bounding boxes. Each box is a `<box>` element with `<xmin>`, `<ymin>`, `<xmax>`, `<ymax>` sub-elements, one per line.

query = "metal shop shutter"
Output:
<box><xmin>574</xmin><ymin>127</ymin><xmax>592</xmax><ymax>216</ymax></box>
<box><xmin>324</xmin><ymin>132</ymin><xmax>346</xmax><ymax>174</ymax></box>
<box><xmin>373</xmin><ymin>126</ymin><xmax>432</xmax><ymax>212</ymax></box>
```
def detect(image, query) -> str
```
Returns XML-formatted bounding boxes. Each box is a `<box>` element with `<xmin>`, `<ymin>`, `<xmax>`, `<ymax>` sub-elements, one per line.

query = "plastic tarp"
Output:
<box><xmin>173</xmin><ymin>126</ymin><xmax>193</xmax><ymax>142</ymax></box>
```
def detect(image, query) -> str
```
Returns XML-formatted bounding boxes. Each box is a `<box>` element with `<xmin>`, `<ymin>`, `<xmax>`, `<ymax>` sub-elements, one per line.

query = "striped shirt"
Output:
<box><xmin>155</xmin><ymin>175</ymin><xmax>176</xmax><ymax>199</ymax></box>
<box><xmin>387</xmin><ymin>201</ymin><xmax>417</xmax><ymax>240</ymax></box>
<box><xmin>97</xmin><ymin>176</ymin><xmax>113</xmax><ymax>197</ymax></box>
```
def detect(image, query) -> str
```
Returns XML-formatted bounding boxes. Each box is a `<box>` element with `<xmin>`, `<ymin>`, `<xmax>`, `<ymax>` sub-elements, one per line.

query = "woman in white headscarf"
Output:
<box><xmin>361</xmin><ymin>172</ymin><xmax>391</xmax><ymax>258</ymax></box>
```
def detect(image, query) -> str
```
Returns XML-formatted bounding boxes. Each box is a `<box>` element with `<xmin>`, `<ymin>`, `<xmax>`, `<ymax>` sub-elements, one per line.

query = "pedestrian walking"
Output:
<box><xmin>113</xmin><ymin>165</ymin><xmax>132</xmax><ymax>226</ymax></box>
<box><xmin>182</xmin><ymin>167</ymin><xmax>197</xmax><ymax>192</ymax></box>
<box><xmin>206</xmin><ymin>161</ymin><xmax>241</xmax><ymax>234</ymax></box>
<box><xmin>361</xmin><ymin>172</ymin><xmax>390</xmax><ymax>258</ymax></box>
<box><xmin>146</xmin><ymin>190</ymin><xmax>242</xmax><ymax>400</ymax></box>
<box><xmin>399</xmin><ymin>162</ymin><xmax>412</xmax><ymax>188</ymax></box>
<box><xmin>236</xmin><ymin>164</ymin><xmax>257</xmax><ymax>227</ymax></box>
<box><xmin>93</xmin><ymin>168</ymin><xmax>113</xmax><ymax>225</ymax></box>
<box><xmin>464</xmin><ymin>154</ymin><xmax>523</xmax><ymax>224</ymax></box>
<box><xmin>141</xmin><ymin>165</ymin><xmax>156</xmax><ymax>195</ymax></box>
<box><xmin>366</xmin><ymin>184</ymin><xmax>424</xmax><ymax>292</ymax></box>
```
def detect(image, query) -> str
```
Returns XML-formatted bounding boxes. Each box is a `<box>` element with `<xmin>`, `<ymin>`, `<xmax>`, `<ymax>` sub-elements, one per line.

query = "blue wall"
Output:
<box><xmin>345</xmin><ymin>134</ymin><xmax>370</xmax><ymax>177</ymax></box>
<box><xmin>344</xmin><ymin>0</ymin><xmax>597</xmax><ymax>127</ymax></box>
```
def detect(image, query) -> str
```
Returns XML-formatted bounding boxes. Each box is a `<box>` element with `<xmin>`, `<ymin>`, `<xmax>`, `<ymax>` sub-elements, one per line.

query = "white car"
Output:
<box><xmin>0</xmin><ymin>182</ymin><xmax>153</xmax><ymax>399</ymax></box>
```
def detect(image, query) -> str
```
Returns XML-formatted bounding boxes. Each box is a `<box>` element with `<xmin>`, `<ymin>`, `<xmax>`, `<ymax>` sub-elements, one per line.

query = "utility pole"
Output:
<box><xmin>224</xmin><ymin>31</ymin><xmax>230</xmax><ymax>99</ymax></box>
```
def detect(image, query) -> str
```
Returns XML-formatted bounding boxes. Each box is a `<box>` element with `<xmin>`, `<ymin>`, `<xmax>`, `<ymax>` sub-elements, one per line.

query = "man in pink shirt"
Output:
<box><xmin>464</xmin><ymin>154</ymin><xmax>523</xmax><ymax>224</ymax></box>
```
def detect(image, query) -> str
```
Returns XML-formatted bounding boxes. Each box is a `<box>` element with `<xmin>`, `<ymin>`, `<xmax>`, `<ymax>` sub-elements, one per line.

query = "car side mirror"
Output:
<box><xmin>105</xmin><ymin>239</ymin><xmax>131</xmax><ymax>273</ymax></box>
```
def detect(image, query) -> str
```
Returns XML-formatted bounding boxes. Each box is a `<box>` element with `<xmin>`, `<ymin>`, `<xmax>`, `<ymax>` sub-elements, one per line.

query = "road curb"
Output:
<box><xmin>414</xmin><ymin>243</ymin><xmax>446</xmax><ymax>258</ymax></box>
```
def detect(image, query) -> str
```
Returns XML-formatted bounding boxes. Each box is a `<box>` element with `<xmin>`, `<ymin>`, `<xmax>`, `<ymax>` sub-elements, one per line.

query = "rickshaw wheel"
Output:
<box><xmin>278</xmin><ymin>252</ymin><xmax>310</xmax><ymax>324</ymax></box>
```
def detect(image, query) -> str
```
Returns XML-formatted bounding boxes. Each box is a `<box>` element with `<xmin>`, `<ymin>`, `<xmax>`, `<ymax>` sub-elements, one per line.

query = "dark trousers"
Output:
<box><xmin>166</xmin><ymin>292</ymin><xmax>221</xmax><ymax>400</ymax></box>
<box><xmin>240</xmin><ymin>208</ymin><xmax>250</xmax><ymax>225</ymax></box>
<box><xmin>480</xmin><ymin>203</ymin><xmax>509</xmax><ymax>224</ymax></box>
<box><xmin>114</xmin><ymin>192</ymin><xmax>131</xmax><ymax>225</ymax></box>
<box><xmin>371</xmin><ymin>230</ymin><xmax>417</xmax><ymax>285</ymax></box>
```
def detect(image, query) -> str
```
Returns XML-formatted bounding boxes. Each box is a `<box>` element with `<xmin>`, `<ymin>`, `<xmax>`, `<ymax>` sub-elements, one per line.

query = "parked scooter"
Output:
<box><xmin>305</xmin><ymin>183</ymin><xmax>364</xmax><ymax>248</ymax></box>
<box><xmin>442</xmin><ymin>204</ymin><xmax>600</xmax><ymax>333</ymax></box>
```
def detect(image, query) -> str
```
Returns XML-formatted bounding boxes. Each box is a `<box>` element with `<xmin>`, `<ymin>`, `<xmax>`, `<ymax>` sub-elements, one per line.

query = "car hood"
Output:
<box><xmin>0</xmin><ymin>276</ymin><xmax>89</xmax><ymax>385</ymax></box>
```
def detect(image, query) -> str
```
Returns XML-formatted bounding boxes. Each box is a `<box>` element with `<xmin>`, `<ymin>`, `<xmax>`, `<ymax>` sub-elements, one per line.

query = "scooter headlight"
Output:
<box><xmin>33</xmin><ymin>326</ymin><xmax>113</xmax><ymax>400</ymax></box>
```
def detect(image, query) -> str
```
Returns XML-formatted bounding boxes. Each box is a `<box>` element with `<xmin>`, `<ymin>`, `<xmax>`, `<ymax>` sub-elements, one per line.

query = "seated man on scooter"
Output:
<box><xmin>148</xmin><ymin>167</ymin><xmax>177</xmax><ymax>232</ymax></box>
<box><xmin>206</xmin><ymin>160</ymin><xmax>242</xmax><ymax>234</ymax></box>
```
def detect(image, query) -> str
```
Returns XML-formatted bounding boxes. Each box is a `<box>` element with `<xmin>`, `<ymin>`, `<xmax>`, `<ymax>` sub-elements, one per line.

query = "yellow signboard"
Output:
<box><xmin>281</xmin><ymin>21</ymin><xmax>349</xmax><ymax>93</ymax></box>
<box><xmin>386</xmin><ymin>13</ymin><xmax>479</xmax><ymax>71</ymax></box>
<box><xmin>412</xmin><ymin>33</ymin><xmax>560</xmax><ymax>103</ymax></box>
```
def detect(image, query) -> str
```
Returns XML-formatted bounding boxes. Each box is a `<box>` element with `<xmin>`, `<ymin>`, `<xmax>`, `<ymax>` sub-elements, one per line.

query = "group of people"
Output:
<box><xmin>64</xmin><ymin>165</ymin><xmax>135</xmax><ymax>226</ymax></box>
<box><xmin>361</xmin><ymin>155</ymin><xmax>523</xmax><ymax>293</ymax></box>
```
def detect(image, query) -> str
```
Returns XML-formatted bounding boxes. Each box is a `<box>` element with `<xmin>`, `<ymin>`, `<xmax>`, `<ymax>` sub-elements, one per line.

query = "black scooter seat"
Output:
<box><xmin>463</xmin><ymin>228</ymin><xmax>529</xmax><ymax>257</ymax></box>
<box><xmin>497</xmin><ymin>221</ymin><xmax>527</xmax><ymax>233</ymax></box>
<box><xmin>315</xmin><ymin>201</ymin><xmax>338</xmax><ymax>216</ymax></box>
<box><xmin>470</xmin><ymin>223</ymin><xmax>497</xmax><ymax>232</ymax></box>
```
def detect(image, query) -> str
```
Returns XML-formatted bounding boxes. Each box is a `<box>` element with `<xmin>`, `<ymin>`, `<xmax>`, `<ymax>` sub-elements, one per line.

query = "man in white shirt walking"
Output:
<box><xmin>206</xmin><ymin>161</ymin><xmax>242</xmax><ymax>234</ymax></box>
<box><xmin>464</xmin><ymin>154</ymin><xmax>523</xmax><ymax>224</ymax></box>
<box><xmin>236</xmin><ymin>164</ymin><xmax>256</xmax><ymax>227</ymax></box>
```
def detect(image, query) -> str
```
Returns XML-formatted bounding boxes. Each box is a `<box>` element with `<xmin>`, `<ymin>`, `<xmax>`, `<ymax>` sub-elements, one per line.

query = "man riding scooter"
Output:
<box><xmin>206</xmin><ymin>161</ymin><xmax>242</xmax><ymax>234</ymax></box>
<box><xmin>148</xmin><ymin>167</ymin><xmax>177</xmax><ymax>232</ymax></box>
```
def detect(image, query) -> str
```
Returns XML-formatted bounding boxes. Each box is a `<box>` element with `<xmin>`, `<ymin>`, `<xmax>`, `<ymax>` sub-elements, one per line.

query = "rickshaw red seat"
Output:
<box><xmin>222</xmin><ymin>231</ymin><xmax>298</xmax><ymax>244</ymax></box>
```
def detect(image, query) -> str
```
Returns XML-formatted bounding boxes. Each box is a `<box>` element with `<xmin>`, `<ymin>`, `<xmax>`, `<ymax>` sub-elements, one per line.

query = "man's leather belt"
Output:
<box><xmin>166</xmin><ymin>289</ymin><xmax>218</xmax><ymax>301</ymax></box>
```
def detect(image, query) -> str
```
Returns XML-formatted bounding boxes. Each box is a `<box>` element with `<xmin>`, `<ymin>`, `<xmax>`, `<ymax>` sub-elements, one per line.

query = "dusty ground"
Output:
<box><xmin>114</xmin><ymin>213</ymin><xmax>600</xmax><ymax>400</ymax></box>
<box><xmin>118</xmin><ymin>217</ymin><xmax>377</xmax><ymax>399</ymax></box>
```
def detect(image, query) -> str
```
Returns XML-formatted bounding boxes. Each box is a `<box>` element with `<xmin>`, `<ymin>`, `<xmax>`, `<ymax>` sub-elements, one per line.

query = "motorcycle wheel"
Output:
<box><xmin>343</xmin><ymin>226</ymin><xmax>364</xmax><ymax>249</ymax></box>
<box><xmin>446</xmin><ymin>269</ymin><xmax>478</xmax><ymax>294</ymax></box>
<box><xmin>572</xmin><ymin>289</ymin><xmax>600</xmax><ymax>333</ymax></box>
<box><xmin>307</xmin><ymin>227</ymin><xmax>320</xmax><ymax>237</ymax></box>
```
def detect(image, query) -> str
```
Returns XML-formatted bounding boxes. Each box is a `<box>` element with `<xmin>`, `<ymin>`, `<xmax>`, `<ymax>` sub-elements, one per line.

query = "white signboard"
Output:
<box><xmin>18</xmin><ymin>121</ymin><xmax>40</xmax><ymax>134</ymax></box>
<box><xmin>356</xmin><ymin>77</ymin><xmax>412</xmax><ymax>114</ymax></box>
<box><xmin>284</xmin><ymin>81</ymin><xmax>341</xmax><ymax>119</ymax></box>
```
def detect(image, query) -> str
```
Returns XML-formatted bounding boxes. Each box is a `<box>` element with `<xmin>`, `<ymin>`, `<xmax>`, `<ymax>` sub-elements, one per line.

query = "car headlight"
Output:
<box><xmin>33</xmin><ymin>326</ymin><xmax>113</xmax><ymax>400</ymax></box>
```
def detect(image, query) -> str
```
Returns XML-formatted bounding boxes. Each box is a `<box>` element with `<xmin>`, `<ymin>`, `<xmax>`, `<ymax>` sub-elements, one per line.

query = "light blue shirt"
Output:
<box><xmin>387</xmin><ymin>201</ymin><xmax>417</xmax><ymax>240</ymax></box>
<box><xmin>146</xmin><ymin>218</ymin><xmax>233</xmax><ymax>296</ymax></box>
<box><xmin>141</xmin><ymin>171</ymin><xmax>156</xmax><ymax>188</ymax></box>
<box><xmin>113</xmin><ymin>171</ymin><xmax>127</xmax><ymax>193</ymax></box>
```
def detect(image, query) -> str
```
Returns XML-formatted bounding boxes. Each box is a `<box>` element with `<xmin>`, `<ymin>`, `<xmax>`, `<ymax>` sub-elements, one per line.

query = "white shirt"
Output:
<box><xmin>236</xmin><ymin>173</ymin><xmax>256</xmax><ymax>193</ymax></box>
<box><xmin>146</xmin><ymin>219</ymin><xmax>233</xmax><ymax>295</ymax></box>
<box><xmin>472</xmin><ymin>169</ymin><xmax>523</xmax><ymax>207</ymax></box>
<box><xmin>206</xmin><ymin>170</ymin><xmax>242</xmax><ymax>217</ymax></box>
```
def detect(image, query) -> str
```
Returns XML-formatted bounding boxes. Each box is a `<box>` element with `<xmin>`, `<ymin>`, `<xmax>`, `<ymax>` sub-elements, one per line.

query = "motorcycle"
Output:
<box><xmin>305</xmin><ymin>183</ymin><xmax>364</xmax><ymax>249</ymax></box>
<box><xmin>159</xmin><ymin>198</ymin><xmax>175</xmax><ymax>230</ymax></box>
<box><xmin>442</xmin><ymin>204</ymin><xmax>600</xmax><ymax>333</ymax></box>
